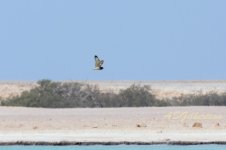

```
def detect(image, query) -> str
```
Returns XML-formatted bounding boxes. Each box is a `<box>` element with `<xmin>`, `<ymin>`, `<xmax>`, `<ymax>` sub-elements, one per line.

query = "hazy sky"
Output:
<box><xmin>0</xmin><ymin>0</ymin><xmax>225</xmax><ymax>80</ymax></box>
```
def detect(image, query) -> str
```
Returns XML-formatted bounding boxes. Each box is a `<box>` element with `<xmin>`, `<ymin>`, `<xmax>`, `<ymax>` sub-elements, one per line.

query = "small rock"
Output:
<box><xmin>215</xmin><ymin>123</ymin><xmax>220</xmax><ymax>127</ymax></box>
<box><xmin>192</xmin><ymin>122</ymin><xmax>202</xmax><ymax>128</ymax></box>
<box><xmin>136</xmin><ymin>123</ymin><xmax>147</xmax><ymax>128</ymax></box>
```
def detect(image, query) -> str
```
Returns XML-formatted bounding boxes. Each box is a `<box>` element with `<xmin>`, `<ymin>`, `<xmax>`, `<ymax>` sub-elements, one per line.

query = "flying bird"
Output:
<box><xmin>94</xmin><ymin>55</ymin><xmax>104</xmax><ymax>70</ymax></box>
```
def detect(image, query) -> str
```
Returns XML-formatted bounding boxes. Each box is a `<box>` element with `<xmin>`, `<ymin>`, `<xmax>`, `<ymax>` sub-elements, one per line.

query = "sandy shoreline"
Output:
<box><xmin>0</xmin><ymin>106</ymin><xmax>226</xmax><ymax>145</ymax></box>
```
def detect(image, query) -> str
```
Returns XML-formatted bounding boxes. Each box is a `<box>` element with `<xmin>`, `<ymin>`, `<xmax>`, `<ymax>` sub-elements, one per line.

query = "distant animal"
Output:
<box><xmin>94</xmin><ymin>55</ymin><xmax>104</xmax><ymax>70</ymax></box>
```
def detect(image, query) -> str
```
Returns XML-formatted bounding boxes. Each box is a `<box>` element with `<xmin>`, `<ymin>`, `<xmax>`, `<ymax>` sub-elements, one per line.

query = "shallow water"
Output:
<box><xmin>0</xmin><ymin>145</ymin><xmax>226</xmax><ymax>150</ymax></box>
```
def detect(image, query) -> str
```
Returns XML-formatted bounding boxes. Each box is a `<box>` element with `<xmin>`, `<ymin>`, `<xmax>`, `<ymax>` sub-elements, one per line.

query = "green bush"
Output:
<box><xmin>1</xmin><ymin>80</ymin><xmax>159</xmax><ymax>108</ymax></box>
<box><xmin>1</xmin><ymin>80</ymin><xmax>98</xmax><ymax>108</ymax></box>
<box><xmin>168</xmin><ymin>91</ymin><xmax>226</xmax><ymax>106</ymax></box>
<box><xmin>1</xmin><ymin>80</ymin><xmax>226</xmax><ymax>108</ymax></box>
<box><xmin>118</xmin><ymin>85</ymin><xmax>157</xmax><ymax>107</ymax></box>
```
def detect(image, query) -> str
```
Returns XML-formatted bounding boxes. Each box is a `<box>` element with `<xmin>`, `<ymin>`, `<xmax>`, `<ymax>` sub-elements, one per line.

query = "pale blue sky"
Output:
<box><xmin>0</xmin><ymin>0</ymin><xmax>225</xmax><ymax>80</ymax></box>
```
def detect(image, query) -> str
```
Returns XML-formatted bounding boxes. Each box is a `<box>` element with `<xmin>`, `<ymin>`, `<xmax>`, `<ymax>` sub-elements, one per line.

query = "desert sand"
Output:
<box><xmin>0</xmin><ymin>106</ymin><xmax>226</xmax><ymax>144</ymax></box>
<box><xmin>1</xmin><ymin>81</ymin><xmax>226</xmax><ymax>145</ymax></box>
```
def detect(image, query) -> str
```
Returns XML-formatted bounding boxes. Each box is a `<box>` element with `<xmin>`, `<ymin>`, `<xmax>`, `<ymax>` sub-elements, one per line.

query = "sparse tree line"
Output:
<box><xmin>1</xmin><ymin>80</ymin><xmax>226</xmax><ymax>108</ymax></box>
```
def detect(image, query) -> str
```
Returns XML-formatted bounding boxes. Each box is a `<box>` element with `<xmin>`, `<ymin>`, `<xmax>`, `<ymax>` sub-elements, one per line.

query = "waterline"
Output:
<box><xmin>0</xmin><ymin>145</ymin><xmax>226</xmax><ymax>150</ymax></box>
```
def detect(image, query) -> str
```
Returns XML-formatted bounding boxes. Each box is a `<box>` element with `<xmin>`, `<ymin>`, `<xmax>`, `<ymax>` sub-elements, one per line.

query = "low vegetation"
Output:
<box><xmin>168</xmin><ymin>91</ymin><xmax>226</xmax><ymax>106</ymax></box>
<box><xmin>1</xmin><ymin>80</ymin><xmax>226</xmax><ymax>108</ymax></box>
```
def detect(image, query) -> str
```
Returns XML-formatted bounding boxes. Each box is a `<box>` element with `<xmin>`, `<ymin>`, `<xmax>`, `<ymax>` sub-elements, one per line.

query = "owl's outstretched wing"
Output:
<box><xmin>94</xmin><ymin>55</ymin><xmax>104</xmax><ymax>67</ymax></box>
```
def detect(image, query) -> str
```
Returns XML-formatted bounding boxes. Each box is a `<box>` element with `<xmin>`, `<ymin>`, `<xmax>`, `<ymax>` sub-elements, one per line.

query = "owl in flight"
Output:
<box><xmin>94</xmin><ymin>55</ymin><xmax>104</xmax><ymax>70</ymax></box>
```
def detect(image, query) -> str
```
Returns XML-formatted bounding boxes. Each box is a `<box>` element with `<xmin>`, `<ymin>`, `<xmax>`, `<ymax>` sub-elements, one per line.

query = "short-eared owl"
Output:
<box><xmin>94</xmin><ymin>55</ymin><xmax>104</xmax><ymax>70</ymax></box>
